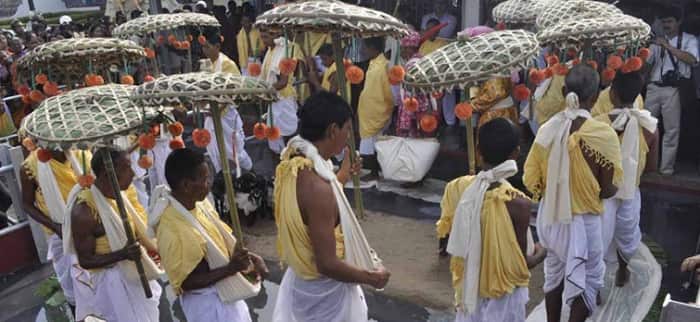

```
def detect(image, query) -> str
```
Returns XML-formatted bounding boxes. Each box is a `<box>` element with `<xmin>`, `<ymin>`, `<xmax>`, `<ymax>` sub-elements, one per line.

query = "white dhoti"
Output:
<box><xmin>601</xmin><ymin>189</ymin><xmax>642</xmax><ymax>263</ymax></box>
<box><xmin>268</xmin><ymin>97</ymin><xmax>299</xmax><ymax>154</ymax></box>
<box><xmin>455</xmin><ymin>287</ymin><xmax>529</xmax><ymax>322</ymax></box>
<box><xmin>273</xmin><ymin>268</ymin><xmax>368</xmax><ymax>322</ymax></box>
<box><xmin>130</xmin><ymin>151</ymin><xmax>151</xmax><ymax>207</ymax></box>
<box><xmin>46</xmin><ymin>234</ymin><xmax>75</xmax><ymax>305</ymax></box>
<box><xmin>91</xmin><ymin>266</ymin><xmax>162</xmax><ymax>322</ymax></box>
<box><xmin>537</xmin><ymin>203</ymin><xmax>605</xmax><ymax>313</ymax></box>
<box><xmin>72</xmin><ymin>263</ymin><xmax>97</xmax><ymax>321</ymax></box>
<box><xmin>181</xmin><ymin>286</ymin><xmax>252</xmax><ymax>322</ymax></box>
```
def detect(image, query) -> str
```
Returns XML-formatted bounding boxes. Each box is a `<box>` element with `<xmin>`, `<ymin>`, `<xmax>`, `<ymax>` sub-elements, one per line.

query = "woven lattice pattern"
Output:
<box><xmin>492</xmin><ymin>0</ymin><xmax>553</xmax><ymax>25</ymax></box>
<box><xmin>404</xmin><ymin>30</ymin><xmax>539</xmax><ymax>94</ymax></box>
<box><xmin>538</xmin><ymin>14</ymin><xmax>651</xmax><ymax>48</ymax></box>
<box><xmin>113</xmin><ymin>13</ymin><xmax>221</xmax><ymax>38</ymax></box>
<box><xmin>255</xmin><ymin>0</ymin><xmax>409</xmax><ymax>38</ymax></box>
<box><xmin>536</xmin><ymin>0</ymin><xmax>622</xmax><ymax>31</ymax></box>
<box><xmin>132</xmin><ymin>72</ymin><xmax>277</xmax><ymax>106</ymax></box>
<box><xmin>16</xmin><ymin>38</ymin><xmax>145</xmax><ymax>85</ymax></box>
<box><xmin>20</xmin><ymin>85</ymin><xmax>160</xmax><ymax>150</ymax></box>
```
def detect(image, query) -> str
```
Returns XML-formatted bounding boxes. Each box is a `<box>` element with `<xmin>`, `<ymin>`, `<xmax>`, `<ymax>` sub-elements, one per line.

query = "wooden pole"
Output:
<box><xmin>466</xmin><ymin>117</ymin><xmax>475</xmax><ymax>175</ymax></box>
<box><xmin>331</xmin><ymin>32</ymin><xmax>365</xmax><ymax>219</ymax></box>
<box><xmin>102</xmin><ymin>151</ymin><xmax>152</xmax><ymax>298</ymax></box>
<box><xmin>211</xmin><ymin>104</ymin><xmax>244</xmax><ymax>240</ymax></box>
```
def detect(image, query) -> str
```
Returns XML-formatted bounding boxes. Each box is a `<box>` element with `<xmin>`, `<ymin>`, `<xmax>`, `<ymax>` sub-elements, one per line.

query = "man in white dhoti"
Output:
<box><xmin>64</xmin><ymin>147</ymin><xmax>162</xmax><ymax>322</ymax></box>
<box><xmin>523</xmin><ymin>64</ymin><xmax>624</xmax><ymax>322</ymax></box>
<box><xmin>149</xmin><ymin>148</ymin><xmax>268</xmax><ymax>322</ymax></box>
<box><xmin>273</xmin><ymin>92</ymin><xmax>390</xmax><ymax>322</ymax></box>
<box><xmin>595</xmin><ymin>71</ymin><xmax>658</xmax><ymax>287</ymax></box>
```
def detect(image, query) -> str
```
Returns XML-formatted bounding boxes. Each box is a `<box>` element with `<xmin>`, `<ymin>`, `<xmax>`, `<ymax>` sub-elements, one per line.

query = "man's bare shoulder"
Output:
<box><xmin>296</xmin><ymin>168</ymin><xmax>334</xmax><ymax>202</ymax></box>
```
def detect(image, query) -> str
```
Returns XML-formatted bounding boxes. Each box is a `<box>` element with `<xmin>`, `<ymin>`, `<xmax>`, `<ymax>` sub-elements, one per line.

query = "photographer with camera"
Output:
<box><xmin>645</xmin><ymin>7</ymin><xmax>698</xmax><ymax>176</ymax></box>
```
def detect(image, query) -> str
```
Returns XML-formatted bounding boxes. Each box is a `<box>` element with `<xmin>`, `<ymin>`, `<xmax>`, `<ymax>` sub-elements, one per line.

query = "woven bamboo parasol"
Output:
<box><xmin>132</xmin><ymin>72</ymin><xmax>276</xmax><ymax>241</ymax></box>
<box><xmin>112</xmin><ymin>13</ymin><xmax>221</xmax><ymax>39</ymax></box>
<box><xmin>255</xmin><ymin>0</ymin><xmax>410</xmax><ymax>219</ymax></box>
<box><xmin>537</xmin><ymin>14</ymin><xmax>651</xmax><ymax>49</ymax></box>
<box><xmin>535</xmin><ymin>0</ymin><xmax>622</xmax><ymax>31</ymax></box>
<box><xmin>404</xmin><ymin>30</ymin><xmax>539</xmax><ymax>174</ymax></box>
<box><xmin>492</xmin><ymin>0</ymin><xmax>554</xmax><ymax>27</ymax></box>
<box><xmin>21</xmin><ymin>84</ymin><xmax>166</xmax><ymax>299</ymax></box>
<box><xmin>16</xmin><ymin>38</ymin><xmax>146</xmax><ymax>87</ymax></box>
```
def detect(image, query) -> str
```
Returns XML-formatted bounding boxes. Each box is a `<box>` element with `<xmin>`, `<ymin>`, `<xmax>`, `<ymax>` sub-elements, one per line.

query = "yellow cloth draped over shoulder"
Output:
<box><xmin>523</xmin><ymin>118</ymin><xmax>624</xmax><ymax>215</ymax></box>
<box><xmin>236</xmin><ymin>28</ymin><xmax>263</xmax><ymax>69</ymax></box>
<box><xmin>472</xmin><ymin>77</ymin><xmax>518</xmax><ymax>127</ymax></box>
<box><xmin>419</xmin><ymin>38</ymin><xmax>449</xmax><ymax>56</ymax></box>
<box><xmin>591</xmin><ymin>87</ymin><xmax>644</xmax><ymax>117</ymax></box>
<box><xmin>321</xmin><ymin>62</ymin><xmax>350</xmax><ymax>96</ymax></box>
<box><xmin>156</xmin><ymin>199</ymin><xmax>231</xmax><ymax>295</ymax></box>
<box><xmin>436</xmin><ymin>176</ymin><xmax>530</xmax><ymax>308</ymax></box>
<box><xmin>595</xmin><ymin>114</ymin><xmax>649</xmax><ymax>187</ymax></box>
<box><xmin>262</xmin><ymin>40</ymin><xmax>304</xmax><ymax>99</ymax></box>
<box><xmin>274</xmin><ymin>150</ymin><xmax>345</xmax><ymax>280</ymax></box>
<box><xmin>358</xmin><ymin>54</ymin><xmax>394</xmax><ymax>139</ymax></box>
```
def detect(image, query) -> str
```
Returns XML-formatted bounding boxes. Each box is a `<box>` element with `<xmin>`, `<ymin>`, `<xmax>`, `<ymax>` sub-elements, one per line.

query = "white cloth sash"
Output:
<box><xmin>446</xmin><ymin>160</ymin><xmax>519</xmax><ymax>314</ymax></box>
<box><xmin>283</xmin><ymin>136</ymin><xmax>382</xmax><ymax>271</ymax></box>
<box><xmin>535</xmin><ymin>93</ymin><xmax>591</xmax><ymax>226</ymax></box>
<box><xmin>148</xmin><ymin>186</ymin><xmax>259</xmax><ymax>302</ymax></box>
<box><xmin>608</xmin><ymin>108</ymin><xmax>657</xmax><ymax>200</ymax></box>
<box><xmin>35</xmin><ymin>151</ymin><xmax>83</xmax><ymax>224</ymax></box>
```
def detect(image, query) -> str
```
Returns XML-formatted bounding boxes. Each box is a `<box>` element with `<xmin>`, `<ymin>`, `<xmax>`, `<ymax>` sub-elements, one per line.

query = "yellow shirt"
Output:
<box><xmin>23</xmin><ymin>150</ymin><xmax>92</xmax><ymax>236</ymax></box>
<box><xmin>358</xmin><ymin>54</ymin><xmax>394</xmax><ymax>138</ymax></box>
<box><xmin>595</xmin><ymin>113</ymin><xmax>649</xmax><ymax>187</ymax></box>
<box><xmin>419</xmin><ymin>38</ymin><xmax>449</xmax><ymax>56</ymax></box>
<box><xmin>591</xmin><ymin>87</ymin><xmax>645</xmax><ymax>117</ymax></box>
<box><xmin>262</xmin><ymin>40</ymin><xmax>304</xmax><ymax>99</ymax></box>
<box><xmin>156</xmin><ymin>200</ymin><xmax>231</xmax><ymax>295</ymax></box>
<box><xmin>533</xmin><ymin>74</ymin><xmax>566</xmax><ymax>125</ymax></box>
<box><xmin>321</xmin><ymin>62</ymin><xmax>350</xmax><ymax>96</ymax></box>
<box><xmin>436</xmin><ymin>176</ymin><xmax>530</xmax><ymax>308</ymax></box>
<box><xmin>274</xmin><ymin>153</ymin><xmax>345</xmax><ymax>280</ymax></box>
<box><xmin>236</xmin><ymin>28</ymin><xmax>263</xmax><ymax>69</ymax></box>
<box><xmin>74</xmin><ymin>186</ymin><xmax>146</xmax><ymax>256</ymax></box>
<box><xmin>215</xmin><ymin>53</ymin><xmax>241</xmax><ymax>75</ymax></box>
<box><xmin>523</xmin><ymin>118</ymin><xmax>623</xmax><ymax>215</ymax></box>
<box><xmin>0</xmin><ymin>107</ymin><xmax>16</xmax><ymax>137</ymax></box>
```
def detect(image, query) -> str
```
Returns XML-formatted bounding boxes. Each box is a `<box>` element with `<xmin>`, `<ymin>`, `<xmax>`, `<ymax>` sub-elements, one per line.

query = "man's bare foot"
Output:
<box><xmin>615</xmin><ymin>265</ymin><xmax>630</xmax><ymax>287</ymax></box>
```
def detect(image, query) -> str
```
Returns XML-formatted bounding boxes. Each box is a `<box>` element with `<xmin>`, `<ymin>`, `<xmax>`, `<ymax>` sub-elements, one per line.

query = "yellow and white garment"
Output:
<box><xmin>608</xmin><ymin>108</ymin><xmax>657</xmax><ymax>200</ymax></box>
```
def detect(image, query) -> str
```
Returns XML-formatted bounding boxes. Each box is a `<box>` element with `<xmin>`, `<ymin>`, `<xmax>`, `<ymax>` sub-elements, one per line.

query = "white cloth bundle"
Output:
<box><xmin>446</xmin><ymin>160</ymin><xmax>519</xmax><ymax>314</ymax></box>
<box><xmin>63</xmin><ymin>185</ymin><xmax>162</xmax><ymax>282</ymax></box>
<box><xmin>608</xmin><ymin>108</ymin><xmax>657</xmax><ymax>200</ymax></box>
<box><xmin>375</xmin><ymin>136</ymin><xmax>440</xmax><ymax>182</ymax></box>
<box><xmin>535</xmin><ymin>93</ymin><xmax>591</xmax><ymax>226</ymax></box>
<box><xmin>283</xmin><ymin>136</ymin><xmax>382</xmax><ymax>271</ymax></box>
<box><xmin>35</xmin><ymin>152</ymin><xmax>83</xmax><ymax>224</ymax></box>
<box><xmin>149</xmin><ymin>186</ymin><xmax>260</xmax><ymax>302</ymax></box>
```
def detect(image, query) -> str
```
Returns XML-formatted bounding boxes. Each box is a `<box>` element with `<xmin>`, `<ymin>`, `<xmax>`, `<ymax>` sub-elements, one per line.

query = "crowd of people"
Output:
<box><xmin>4</xmin><ymin>0</ymin><xmax>700</xmax><ymax>322</ymax></box>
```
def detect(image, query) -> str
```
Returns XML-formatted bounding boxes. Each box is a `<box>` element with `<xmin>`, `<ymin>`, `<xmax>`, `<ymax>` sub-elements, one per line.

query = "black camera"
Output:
<box><xmin>660</xmin><ymin>70</ymin><xmax>683</xmax><ymax>87</ymax></box>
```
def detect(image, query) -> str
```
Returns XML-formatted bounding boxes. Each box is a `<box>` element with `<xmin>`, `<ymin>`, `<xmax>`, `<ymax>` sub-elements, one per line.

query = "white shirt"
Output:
<box><xmin>648</xmin><ymin>32</ymin><xmax>699</xmax><ymax>82</ymax></box>
<box><xmin>421</xmin><ymin>12</ymin><xmax>458</xmax><ymax>39</ymax></box>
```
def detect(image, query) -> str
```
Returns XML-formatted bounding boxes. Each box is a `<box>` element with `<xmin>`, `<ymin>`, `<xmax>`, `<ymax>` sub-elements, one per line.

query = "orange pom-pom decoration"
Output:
<box><xmin>169</xmin><ymin>137</ymin><xmax>185</xmax><ymax>150</ymax></box>
<box><xmin>403</xmin><ymin>97</ymin><xmax>419</xmax><ymax>112</ymax></box>
<box><xmin>419</xmin><ymin>114</ymin><xmax>438</xmax><ymax>133</ymax></box>
<box><xmin>168</xmin><ymin>34</ymin><xmax>177</xmax><ymax>45</ymax></box>
<box><xmin>93</xmin><ymin>75</ymin><xmax>105</xmax><ymax>86</ymax></box>
<box><xmin>607</xmin><ymin>55</ymin><xmax>623</xmax><ymax>70</ymax></box>
<box><xmin>620</xmin><ymin>64</ymin><xmax>632</xmax><ymax>74</ymax></box>
<box><xmin>198</xmin><ymin>35</ymin><xmax>206</xmax><ymax>45</ymax></box>
<box><xmin>544</xmin><ymin>68</ymin><xmax>554</xmax><ymax>79</ymax></box>
<box><xmin>625</xmin><ymin>56</ymin><xmax>643</xmax><ymax>72</ymax></box>
<box><xmin>120</xmin><ymin>75</ymin><xmax>135</xmax><ymax>85</ymax></box>
<box><xmin>345</xmin><ymin>65</ymin><xmax>365</xmax><ymax>85</ymax></box>
<box><xmin>37</xmin><ymin>148</ymin><xmax>52</xmax><ymax>163</ymax></box>
<box><xmin>388</xmin><ymin>65</ymin><xmax>405</xmax><ymax>84</ymax></box>
<box><xmin>638</xmin><ymin>48</ymin><xmax>651</xmax><ymax>61</ymax></box>
<box><xmin>181</xmin><ymin>41</ymin><xmax>191</xmax><ymax>50</ymax></box>
<box><xmin>35</xmin><ymin>73</ymin><xmax>48</xmax><ymax>85</ymax></box>
<box><xmin>43</xmin><ymin>81</ymin><xmax>59</xmax><ymax>96</ymax></box>
<box><xmin>22</xmin><ymin>137</ymin><xmax>36</xmax><ymax>151</ymax></box>
<box><xmin>455</xmin><ymin>102</ymin><xmax>473</xmax><ymax>120</ymax></box>
<box><xmin>144</xmin><ymin>48</ymin><xmax>156</xmax><ymax>59</ymax></box>
<box><xmin>253</xmin><ymin>122</ymin><xmax>268</xmax><ymax>140</ymax></box>
<box><xmin>21</xmin><ymin>95</ymin><xmax>32</xmax><ymax>104</ymax></box>
<box><xmin>553</xmin><ymin>63</ymin><xmax>569</xmax><ymax>76</ymax></box>
<box><xmin>265</xmin><ymin>126</ymin><xmax>281</xmax><ymax>140</ymax></box>
<box><xmin>168</xmin><ymin>122</ymin><xmax>184</xmax><ymax>136</ymax></box>
<box><xmin>248</xmin><ymin>63</ymin><xmax>262</xmax><ymax>77</ymax></box>
<box><xmin>138</xmin><ymin>155</ymin><xmax>153</xmax><ymax>169</ymax></box>
<box><xmin>78</xmin><ymin>175</ymin><xmax>95</xmax><ymax>188</ymax></box>
<box><xmin>513</xmin><ymin>84</ymin><xmax>531</xmax><ymax>101</ymax></box>
<box><xmin>138</xmin><ymin>133</ymin><xmax>156</xmax><ymax>150</ymax></box>
<box><xmin>343</xmin><ymin>58</ymin><xmax>352</xmax><ymax>69</ymax></box>
<box><xmin>30</xmin><ymin>90</ymin><xmax>44</xmax><ymax>103</ymax></box>
<box><xmin>586</xmin><ymin>60</ymin><xmax>598</xmax><ymax>71</ymax></box>
<box><xmin>192</xmin><ymin>128</ymin><xmax>212</xmax><ymax>148</ymax></box>
<box><xmin>528</xmin><ymin>69</ymin><xmax>546</xmax><ymax>85</ymax></box>
<box><xmin>602</xmin><ymin>68</ymin><xmax>616</xmax><ymax>82</ymax></box>
<box><xmin>279</xmin><ymin>58</ymin><xmax>297</xmax><ymax>75</ymax></box>
<box><xmin>144</xmin><ymin>75</ymin><xmax>155</xmax><ymax>82</ymax></box>
<box><xmin>17</xmin><ymin>85</ymin><xmax>30</xmax><ymax>96</ymax></box>
<box><xmin>546</xmin><ymin>55</ymin><xmax>559</xmax><ymax>66</ymax></box>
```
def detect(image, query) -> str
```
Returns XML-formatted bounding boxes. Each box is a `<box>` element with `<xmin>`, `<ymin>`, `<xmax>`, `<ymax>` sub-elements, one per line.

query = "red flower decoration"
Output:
<box><xmin>513</xmin><ymin>84</ymin><xmax>531</xmax><ymax>101</ymax></box>
<box><xmin>419</xmin><ymin>114</ymin><xmax>438</xmax><ymax>133</ymax></box>
<box><xmin>455</xmin><ymin>102</ymin><xmax>473</xmax><ymax>120</ymax></box>
<box><xmin>265</xmin><ymin>126</ymin><xmax>281</xmax><ymax>140</ymax></box>
<box><xmin>528</xmin><ymin>69</ymin><xmax>545</xmax><ymax>85</ymax></box>
<box><xmin>253</xmin><ymin>122</ymin><xmax>268</xmax><ymax>140</ymax></box>
<box><xmin>638</xmin><ymin>48</ymin><xmax>651</xmax><ymax>61</ymax></box>
<box><xmin>602</xmin><ymin>68</ymin><xmax>616</xmax><ymax>82</ymax></box>
<box><xmin>168</xmin><ymin>122</ymin><xmax>184</xmax><ymax>136</ymax></box>
<box><xmin>138</xmin><ymin>155</ymin><xmax>153</xmax><ymax>169</ymax></box>
<box><xmin>138</xmin><ymin>133</ymin><xmax>157</xmax><ymax>150</ymax></box>
<box><xmin>192</xmin><ymin>129</ymin><xmax>212</xmax><ymax>148</ymax></box>
<box><xmin>403</xmin><ymin>97</ymin><xmax>419</xmax><ymax>112</ymax></box>
<box><xmin>37</xmin><ymin>148</ymin><xmax>52</xmax><ymax>163</ymax></box>
<box><xmin>169</xmin><ymin>137</ymin><xmax>185</xmax><ymax>150</ymax></box>
<box><xmin>607</xmin><ymin>55</ymin><xmax>623</xmax><ymax>70</ymax></box>
<box><xmin>553</xmin><ymin>63</ymin><xmax>569</xmax><ymax>76</ymax></box>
